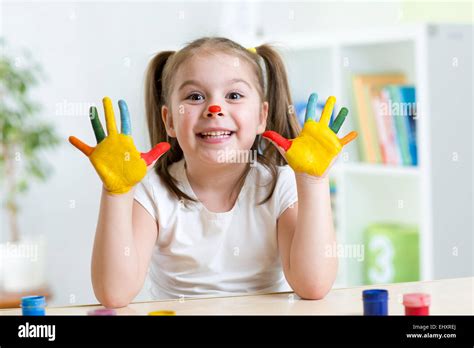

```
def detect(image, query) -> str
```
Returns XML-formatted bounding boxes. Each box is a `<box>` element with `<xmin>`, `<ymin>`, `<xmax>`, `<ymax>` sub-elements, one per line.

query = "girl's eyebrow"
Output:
<box><xmin>178</xmin><ymin>78</ymin><xmax>252</xmax><ymax>91</ymax></box>
<box><xmin>228</xmin><ymin>78</ymin><xmax>252</xmax><ymax>89</ymax></box>
<box><xmin>178</xmin><ymin>80</ymin><xmax>202</xmax><ymax>91</ymax></box>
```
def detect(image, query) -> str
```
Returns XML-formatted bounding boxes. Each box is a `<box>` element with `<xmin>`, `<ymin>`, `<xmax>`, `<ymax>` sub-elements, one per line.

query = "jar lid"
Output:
<box><xmin>87</xmin><ymin>308</ymin><xmax>117</xmax><ymax>316</ymax></box>
<box><xmin>403</xmin><ymin>293</ymin><xmax>431</xmax><ymax>307</ymax></box>
<box><xmin>21</xmin><ymin>296</ymin><xmax>46</xmax><ymax>308</ymax></box>
<box><xmin>148</xmin><ymin>310</ymin><xmax>176</xmax><ymax>316</ymax></box>
<box><xmin>362</xmin><ymin>289</ymin><xmax>388</xmax><ymax>301</ymax></box>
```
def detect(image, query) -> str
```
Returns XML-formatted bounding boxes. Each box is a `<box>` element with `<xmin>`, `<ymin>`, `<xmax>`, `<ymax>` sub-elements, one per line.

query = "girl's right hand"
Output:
<box><xmin>69</xmin><ymin>97</ymin><xmax>170</xmax><ymax>194</ymax></box>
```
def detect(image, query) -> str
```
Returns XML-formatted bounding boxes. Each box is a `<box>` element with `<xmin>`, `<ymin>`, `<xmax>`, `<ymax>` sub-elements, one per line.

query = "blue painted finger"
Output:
<box><xmin>304</xmin><ymin>93</ymin><xmax>318</xmax><ymax>123</ymax></box>
<box><xmin>118</xmin><ymin>99</ymin><xmax>132</xmax><ymax>135</ymax></box>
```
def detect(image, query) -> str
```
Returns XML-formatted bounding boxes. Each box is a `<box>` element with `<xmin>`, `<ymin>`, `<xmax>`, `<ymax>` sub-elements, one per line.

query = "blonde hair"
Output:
<box><xmin>145</xmin><ymin>37</ymin><xmax>300</xmax><ymax>204</ymax></box>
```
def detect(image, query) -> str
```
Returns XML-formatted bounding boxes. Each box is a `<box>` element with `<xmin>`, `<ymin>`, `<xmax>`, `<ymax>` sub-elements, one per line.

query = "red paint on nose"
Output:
<box><xmin>208</xmin><ymin>105</ymin><xmax>221</xmax><ymax>113</ymax></box>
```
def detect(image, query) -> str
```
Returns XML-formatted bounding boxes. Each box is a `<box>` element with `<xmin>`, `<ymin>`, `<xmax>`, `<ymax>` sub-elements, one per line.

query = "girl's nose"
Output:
<box><xmin>207</xmin><ymin>105</ymin><xmax>224</xmax><ymax>117</ymax></box>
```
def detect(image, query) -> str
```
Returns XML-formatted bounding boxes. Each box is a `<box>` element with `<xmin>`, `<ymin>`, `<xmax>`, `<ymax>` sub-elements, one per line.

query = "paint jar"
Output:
<box><xmin>21</xmin><ymin>296</ymin><xmax>46</xmax><ymax>316</ymax></box>
<box><xmin>362</xmin><ymin>289</ymin><xmax>388</xmax><ymax>316</ymax></box>
<box><xmin>148</xmin><ymin>310</ymin><xmax>176</xmax><ymax>316</ymax></box>
<box><xmin>87</xmin><ymin>308</ymin><xmax>117</xmax><ymax>316</ymax></box>
<box><xmin>403</xmin><ymin>293</ymin><xmax>431</xmax><ymax>315</ymax></box>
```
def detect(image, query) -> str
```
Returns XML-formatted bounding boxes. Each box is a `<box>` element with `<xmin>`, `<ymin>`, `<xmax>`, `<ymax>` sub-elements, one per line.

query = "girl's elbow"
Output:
<box><xmin>93</xmin><ymin>285</ymin><xmax>135</xmax><ymax>308</ymax></box>
<box><xmin>291</xmin><ymin>275</ymin><xmax>335</xmax><ymax>300</ymax></box>
<box><xmin>295</xmin><ymin>284</ymin><xmax>331</xmax><ymax>300</ymax></box>
<box><xmin>98</xmin><ymin>293</ymin><xmax>132</xmax><ymax>308</ymax></box>
<box><xmin>290</xmin><ymin>272</ymin><xmax>337</xmax><ymax>300</ymax></box>
<box><xmin>92</xmin><ymin>275</ymin><xmax>139</xmax><ymax>308</ymax></box>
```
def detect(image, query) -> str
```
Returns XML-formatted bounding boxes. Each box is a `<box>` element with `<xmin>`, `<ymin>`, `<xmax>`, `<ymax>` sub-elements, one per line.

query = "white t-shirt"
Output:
<box><xmin>134</xmin><ymin>158</ymin><xmax>298</xmax><ymax>300</ymax></box>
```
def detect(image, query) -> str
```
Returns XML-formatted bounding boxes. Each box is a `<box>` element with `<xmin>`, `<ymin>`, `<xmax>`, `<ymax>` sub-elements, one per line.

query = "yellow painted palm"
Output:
<box><xmin>69</xmin><ymin>97</ymin><xmax>170</xmax><ymax>194</ymax></box>
<box><xmin>263</xmin><ymin>93</ymin><xmax>357</xmax><ymax>177</ymax></box>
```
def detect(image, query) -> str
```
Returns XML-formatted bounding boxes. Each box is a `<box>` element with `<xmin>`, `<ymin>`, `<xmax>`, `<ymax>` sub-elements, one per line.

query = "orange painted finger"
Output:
<box><xmin>69</xmin><ymin>136</ymin><xmax>94</xmax><ymax>156</ymax></box>
<box><xmin>340</xmin><ymin>131</ymin><xmax>358</xmax><ymax>146</ymax></box>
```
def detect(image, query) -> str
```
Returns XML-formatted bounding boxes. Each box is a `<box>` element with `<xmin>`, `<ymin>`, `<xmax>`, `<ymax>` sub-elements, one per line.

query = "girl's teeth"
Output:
<box><xmin>205</xmin><ymin>135</ymin><xmax>226</xmax><ymax>139</ymax></box>
<box><xmin>200</xmin><ymin>131</ymin><xmax>232</xmax><ymax>138</ymax></box>
<box><xmin>201</xmin><ymin>131</ymin><xmax>231</xmax><ymax>136</ymax></box>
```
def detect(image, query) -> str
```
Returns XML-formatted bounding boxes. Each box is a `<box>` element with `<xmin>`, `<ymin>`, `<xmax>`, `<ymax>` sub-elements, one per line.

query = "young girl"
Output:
<box><xmin>69</xmin><ymin>37</ymin><xmax>357</xmax><ymax>308</ymax></box>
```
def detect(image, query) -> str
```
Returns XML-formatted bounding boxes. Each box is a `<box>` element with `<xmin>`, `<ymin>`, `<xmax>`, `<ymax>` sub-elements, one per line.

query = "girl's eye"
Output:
<box><xmin>187</xmin><ymin>93</ymin><xmax>204</xmax><ymax>101</ymax></box>
<box><xmin>227</xmin><ymin>92</ymin><xmax>243</xmax><ymax>100</ymax></box>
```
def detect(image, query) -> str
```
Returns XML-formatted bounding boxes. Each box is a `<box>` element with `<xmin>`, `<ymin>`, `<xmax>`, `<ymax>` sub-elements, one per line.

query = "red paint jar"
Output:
<box><xmin>403</xmin><ymin>293</ymin><xmax>431</xmax><ymax>315</ymax></box>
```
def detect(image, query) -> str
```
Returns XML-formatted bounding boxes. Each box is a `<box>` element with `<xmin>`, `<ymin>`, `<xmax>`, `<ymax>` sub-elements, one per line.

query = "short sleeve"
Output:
<box><xmin>276</xmin><ymin>165</ymin><xmax>298</xmax><ymax>217</ymax></box>
<box><xmin>134</xmin><ymin>173</ymin><xmax>158</xmax><ymax>221</ymax></box>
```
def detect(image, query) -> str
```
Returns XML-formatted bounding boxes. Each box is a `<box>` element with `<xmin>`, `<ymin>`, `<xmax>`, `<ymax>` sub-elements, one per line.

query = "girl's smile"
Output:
<box><xmin>196</xmin><ymin>128</ymin><xmax>236</xmax><ymax>144</ymax></box>
<box><xmin>195</xmin><ymin>105</ymin><xmax>237</xmax><ymax>144</ymax></box>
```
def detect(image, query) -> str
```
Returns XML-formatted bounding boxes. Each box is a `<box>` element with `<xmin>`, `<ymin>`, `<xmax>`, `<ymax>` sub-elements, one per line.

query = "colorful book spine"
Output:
<box><xmin>351</xmin><ymin>74</ymin><xmax>418</xmax><ymax>166</ymax></box>
<box><xmin>351</xmin><ymin>73</ymin><xmax>407</xmax><ymax>164</ymax></box>
<box><xmin>384</xmin><ymin>85</ymin><xmax>412</xmax><ymax>166</ymax></box>
<box><xmin>380</xmin><ymin>89</ymin><xmax>403</xmax><ymax>165</ymax></box>
<box><xmin>371</xmin><ymin>88</ymin><xmax>395</xmax><ymax>165</ymax></box>
<box><xmin>352</xmin><ymin>77</ymin><xmax>381</xmax><ymax>163</ymax></box>
<box><xmin>398</xmin><ymin>86</ymin><xmax>418</xmax><ymax>166</ymax></box>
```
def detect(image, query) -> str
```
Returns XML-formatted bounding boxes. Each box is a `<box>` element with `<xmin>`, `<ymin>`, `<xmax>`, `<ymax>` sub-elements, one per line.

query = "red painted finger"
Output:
<box><xmin>262</xmin><ymin>131</ymin><xmax>292</xmax><ymax>151</ymax></box>
<box><xmin>141</xmin><ymin>142</ymin><xmax>171</xmax><ymax>166</ymax></box>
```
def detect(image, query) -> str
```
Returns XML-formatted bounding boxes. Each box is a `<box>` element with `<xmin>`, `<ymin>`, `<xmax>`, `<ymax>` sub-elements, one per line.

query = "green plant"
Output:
<box><xmin>0</xmin><ymin>39</ymin><xmax>60</xmax><ymax>242</ymax></box>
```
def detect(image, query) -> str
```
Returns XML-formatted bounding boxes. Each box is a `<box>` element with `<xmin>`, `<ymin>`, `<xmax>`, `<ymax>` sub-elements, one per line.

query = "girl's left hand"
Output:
<box><xmin>262</xmin><ymin>93</ymin><xmax>358</xmax><ymax>178</ymax></box>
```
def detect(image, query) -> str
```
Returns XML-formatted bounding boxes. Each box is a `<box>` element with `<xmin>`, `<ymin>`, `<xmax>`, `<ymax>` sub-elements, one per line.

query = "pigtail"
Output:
<box><xmin>250</xmin><ymin>44</ymin><xmax>301</xmax><ymax>204</ymax></box>
<box><xmin>145</xmin><ymin>51</ymin><xmax>175</xmax><ymax>147</ymax></box>
<box><xmin>144</xmin><ymin>50</ymin><xmax>196</xmax><ymax>202</ymax></box>
<box><xmin>255</xmin><ymin>44</ymin><xmax>301</xmax><ymax>165</ymax></box>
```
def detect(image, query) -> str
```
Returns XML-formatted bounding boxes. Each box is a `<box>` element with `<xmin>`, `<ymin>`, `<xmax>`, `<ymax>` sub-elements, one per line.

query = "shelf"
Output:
<box><xmin>334</xmin><ymin>162</ymin><xmax>420</xmax><ymax>177</ymax></box>
<box><xmin>265</xmin><ymin>25</ymin><xmax>422</xmax><ymax>51</ymax></box>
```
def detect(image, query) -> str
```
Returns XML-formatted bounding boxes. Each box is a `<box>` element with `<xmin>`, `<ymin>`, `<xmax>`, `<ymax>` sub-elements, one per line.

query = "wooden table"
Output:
<box><xmin>0</xmin><ymin>277</ymin><xmax>472</xmax><ymax>315</ymax></box>
<box><xmin>0</xmin><ymin>287</ymin><xmax>51</xmax><ymax>309</ymax></box>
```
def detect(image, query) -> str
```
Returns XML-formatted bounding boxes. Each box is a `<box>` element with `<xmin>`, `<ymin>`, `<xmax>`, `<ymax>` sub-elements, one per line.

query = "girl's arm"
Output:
<box><xmin>263</xmin><ymin>93</ymin><xmax>357</xmax><ymax>299</ymax></box>
<box><xmin>277</xmin><ymin>174</ymin><xmax>337</xmax><ymax>300</ymax></box>
<box><xmin>68</xmin><ymin>97</ymin><xmax>170</xmax><ymax>308</ymax></box>
<box><xmin>91</xmin><ymin>188</ymin><xmax>158</xmax><ymax>308</ymax></box>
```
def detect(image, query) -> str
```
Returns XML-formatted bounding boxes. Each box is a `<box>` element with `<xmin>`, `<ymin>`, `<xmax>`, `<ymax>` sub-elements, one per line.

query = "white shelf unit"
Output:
<box><xmin>267</xmin><ymin>24</ymin><xmax>473</xmax><ymax>287</ymax></box>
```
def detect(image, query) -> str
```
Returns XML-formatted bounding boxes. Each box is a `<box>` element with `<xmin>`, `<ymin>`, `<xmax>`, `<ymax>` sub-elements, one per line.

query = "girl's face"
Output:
<box><xmin>162</xmin><ymin>52</ymin><xmax>268</xmax><ymax>166</ymax></box>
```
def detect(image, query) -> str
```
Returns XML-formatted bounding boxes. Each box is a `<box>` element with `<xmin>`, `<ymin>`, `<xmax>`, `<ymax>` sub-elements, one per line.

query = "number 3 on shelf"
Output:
<box><xmin>368</xmin><ymin>236</ymin><xmax>394</xmax><ymax>283</ymax></box>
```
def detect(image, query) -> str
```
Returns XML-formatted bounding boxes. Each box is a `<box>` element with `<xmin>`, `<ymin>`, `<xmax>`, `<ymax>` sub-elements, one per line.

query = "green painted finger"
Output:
<box><xmin>330</xmin><ymin>107</ymin><xmax>348</xmax><ymax>134</ymax></box>
<box><xmin>304</xmin><ymin>93</ymin><xmax>318</xmax><ymax>123</ymax></box>
<box><xmin>89</xmin><ymin>106</ymin><xmax>106</xmax><ymax>143</ymax></box>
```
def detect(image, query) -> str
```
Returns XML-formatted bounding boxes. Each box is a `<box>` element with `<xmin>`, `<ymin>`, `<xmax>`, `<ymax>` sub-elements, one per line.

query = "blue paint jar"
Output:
<box><xmin>362</xmin><ymin>289</ymin><xmax>388</xmax><ymax>316</ymax></box>
<box><xmin>21</xmin><ymin>296</ymin><xmax>46</xmax><ymax>316</ymax></box>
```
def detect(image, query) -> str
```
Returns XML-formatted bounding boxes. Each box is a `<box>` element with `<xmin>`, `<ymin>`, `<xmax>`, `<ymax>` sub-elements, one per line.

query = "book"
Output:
<box><xmin>380</xmin><ymin>88</ymin><xmax>403</xmax><ymax>165</ymax></box>
<box><xmin>352</xmin><ymin>73</ymin><xmax>407</xmax><ymax>163</ymax></box>
<box><xmin>398</xmin><ymin>86</ymin><xmax>418</xmax><ymax>165</ymax></box>
<box><xmin>371</xmin><ymin>87</ymin><xmax>393</xmax><ymax>164</ymax></box>
<box><xmin>384</xmin><ymin>85</ymin><xmax>413</xmax><ymax>165</ymax></box>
